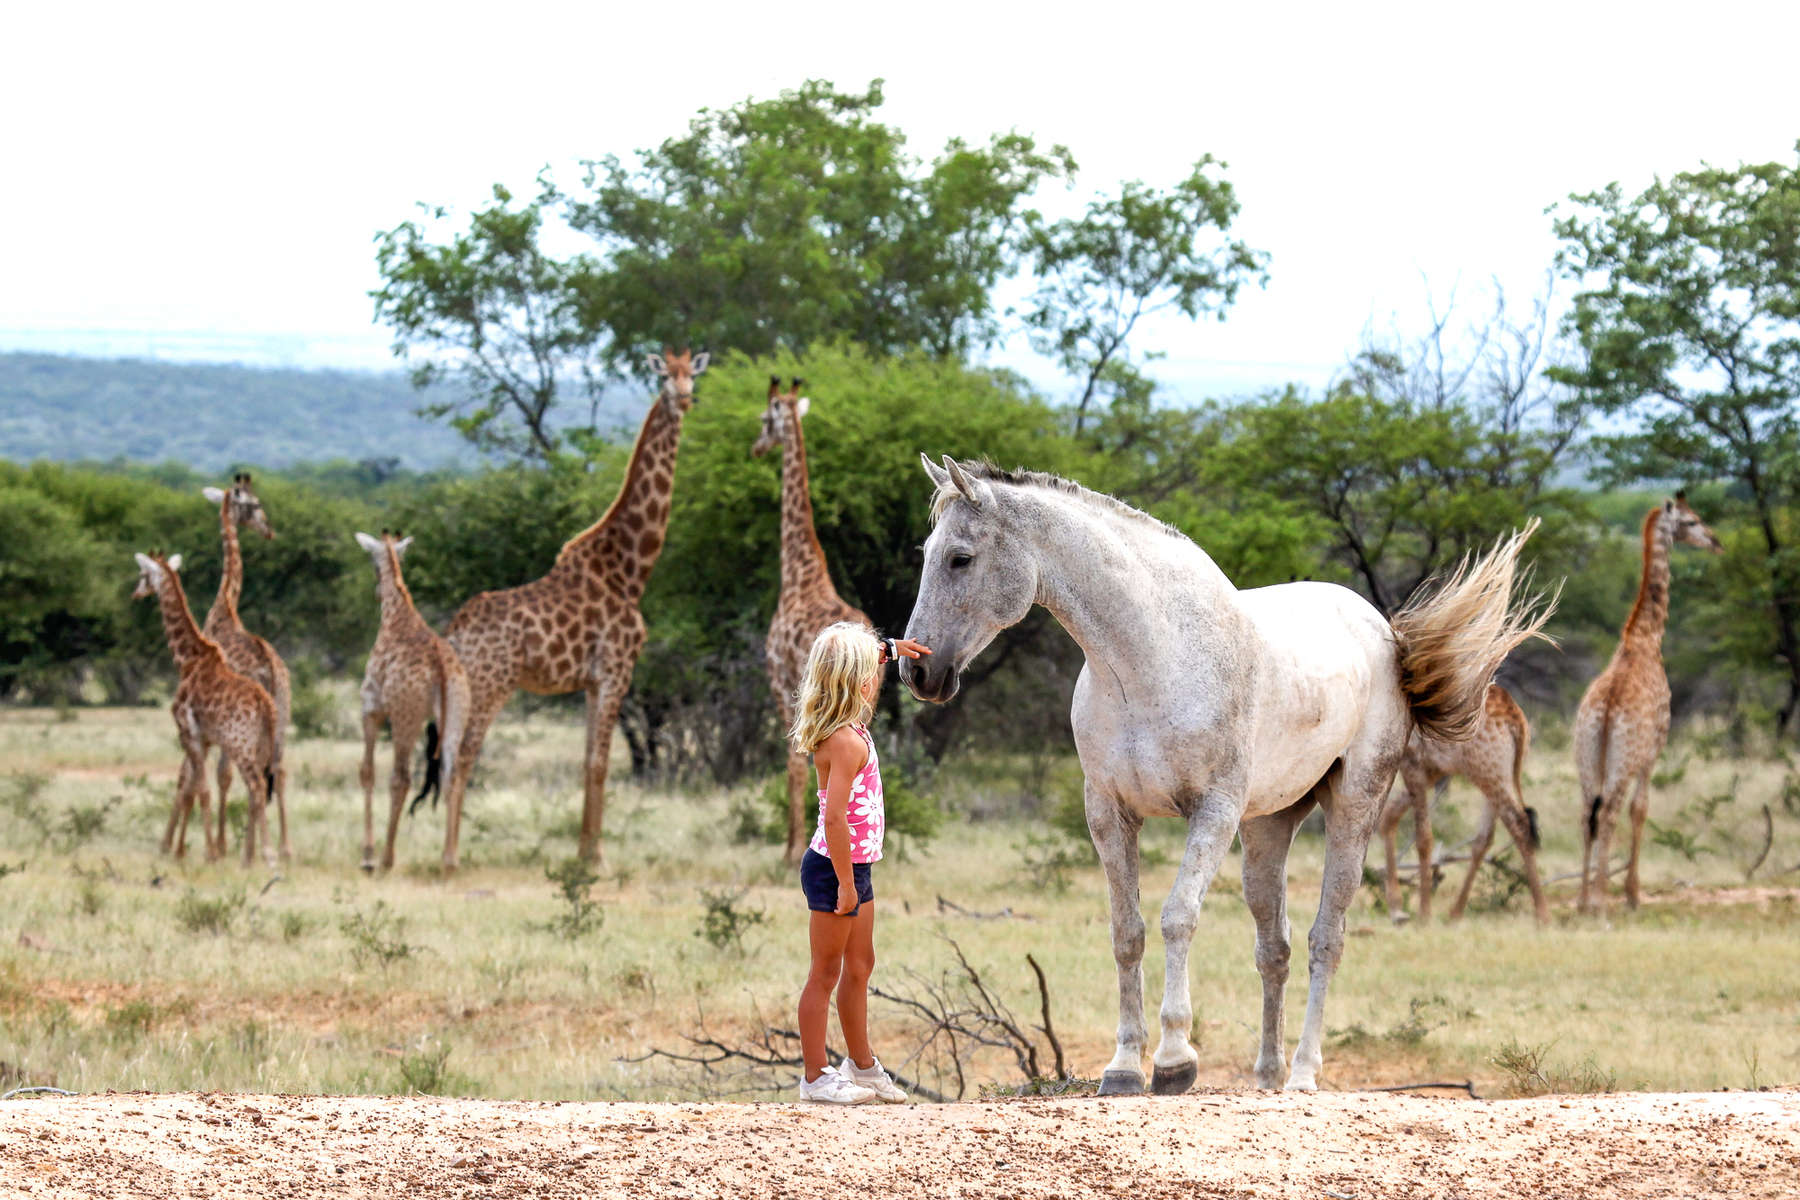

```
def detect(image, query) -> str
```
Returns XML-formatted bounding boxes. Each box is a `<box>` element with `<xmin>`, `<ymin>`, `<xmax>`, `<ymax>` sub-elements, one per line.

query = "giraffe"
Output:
<box><xmin>1577</xmin><ymin>492</ymin><xmax>1722</xmax><ymax>916</ymax></box>
<box><xmin>132</xmin><ymin>552</ymin><xmax>280</xmax><ymax>867</ymax></box>
<box><xmin>1377</xmin><ymin>683</ymin><xmax>1550</xmax><ymax>925</ymax></box>
<box><xmin>200</xmin><ymin>473</ymin><xmax>293</xmax><ymax>862</ymax></box>
<box><xmin>443</xmin><ymin>348</ymin><xmax>708</xmax><ymax>863</ymax></box>
<box><xmin>353</xmin><ymin>530</ymin><xmax>472</xmax><ymax>873</ymax></box>
<box><xmin>752</xmin><ymin>376</ymin><xmax>874</xmax><ymax>863</ymax></box>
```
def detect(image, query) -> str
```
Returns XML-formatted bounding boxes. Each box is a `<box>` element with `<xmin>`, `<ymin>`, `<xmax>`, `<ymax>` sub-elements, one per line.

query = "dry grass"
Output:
<box><xmin>1</xmin><ymin>697</ymin><xmax>1797</xmax><ymax>1102</ymax></box>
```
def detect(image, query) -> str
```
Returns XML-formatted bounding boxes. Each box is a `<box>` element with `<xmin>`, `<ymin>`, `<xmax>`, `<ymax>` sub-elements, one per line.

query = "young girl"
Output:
<box><xmin>789</xmin><ymin>622</ymin><xmax>930</xmax><ymax>1104</ymax></box>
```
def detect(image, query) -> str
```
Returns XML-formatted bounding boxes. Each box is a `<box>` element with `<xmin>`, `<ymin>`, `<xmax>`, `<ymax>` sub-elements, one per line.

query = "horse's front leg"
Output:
<box><xmin>1086</xmin><ymin>779</ymin><xmax>1147</xmax><ymax>1096</ymax></box>
<box><xmin>1151</xmin><ymin>787</ymin><xmax>1244</xmax><ymax>1095</ymax></box>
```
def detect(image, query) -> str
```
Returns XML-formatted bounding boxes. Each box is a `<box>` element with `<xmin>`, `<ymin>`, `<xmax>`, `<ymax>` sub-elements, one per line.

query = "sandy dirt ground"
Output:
<box><xmin>1</xmin><ymin>1088</ymin><xmax>1795</xmax><ymax>1198</ymax></box>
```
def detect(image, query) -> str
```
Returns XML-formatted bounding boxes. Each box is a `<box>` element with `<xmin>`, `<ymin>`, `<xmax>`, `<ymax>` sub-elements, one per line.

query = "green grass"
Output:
<box><xmin>0</xmin><ymin>698</ymin><xmax>1796</xmax><ymax>1102</ymax></box>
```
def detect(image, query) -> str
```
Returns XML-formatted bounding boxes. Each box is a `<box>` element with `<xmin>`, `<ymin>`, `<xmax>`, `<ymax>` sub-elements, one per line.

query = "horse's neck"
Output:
<box><xmin>1021</xmin><ymin>493</ymin><xmax>1234</xmax><ymax>676</ymax></box>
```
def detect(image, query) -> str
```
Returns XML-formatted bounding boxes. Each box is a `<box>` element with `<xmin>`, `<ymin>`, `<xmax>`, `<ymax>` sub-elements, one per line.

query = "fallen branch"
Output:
<box><xmin>620</xmin><ymin>1016</ymin><xmax>952</xmax><ymax>1104</ymax></box>
<box><xmin>1363</xmin><ymin>1080</ymin><xmax>1480</xmax><ymax>1099</ymax></box>
<box><xmin>1026</xmin><ymin>953</ymin><xmax>1066</xmax><ymax>1081</ymax></box>
<box><xmin>935</xmin><ymin>894</ymin><xmax>1028</xmax><ymax>920</ymax></box>
<box><xmin>1</xmin><ymin>1086</ymin><xmax>75</xmax><ymax>1101</ymax></box>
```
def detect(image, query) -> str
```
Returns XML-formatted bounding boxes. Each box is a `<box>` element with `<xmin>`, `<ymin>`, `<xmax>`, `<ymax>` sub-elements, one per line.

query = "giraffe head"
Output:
<box><xmin>202</xmin><ymin>472</ymin><xmax>274</xmax><ymax>540</ymax></box>
<box><xmin>1668</xmin><ymin>491</ymin><xmax>1723</xmax><ymax>553</ymax></box>
<box><xmin>645</xmin><ymin>347</ymin><xmax>710</xmax><ymax>417</ymax></box>
<box><xmin>752</xmin><ymin>375</ymin><xmax>810</xmax><ymax>458</ymax></box>
<box><xmin>353</xmin><ymin>530</ymin><xmax>413</xmax><ymax>578</ymax></box>
<box><xmin>131</xmin><ymin>551</ymin><xmax>183</xmax><ymax>600</ymax></box>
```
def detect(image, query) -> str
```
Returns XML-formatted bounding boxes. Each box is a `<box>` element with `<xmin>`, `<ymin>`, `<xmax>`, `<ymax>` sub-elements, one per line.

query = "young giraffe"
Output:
<box><xmin>751</xmin><ymin>376</ymin><xmax>873</xmax><ymax>863</ymax></box>
<box><xmin>200</xmin><ymin>473</ymin><xmax>293</xmax><ymax>861</ymax></box>
<box><xmin>1577</xmin><ymin>492</ymin><xmax>1721</xmax><ymax>915</ymax></box>
<box><xmin>444</xmin><ymin>348</ymin><xmax>708</xmax><ymax>863</ymax></box>
<box><xmin>1377</xmin><ymin>683</ymin><xmax>1550</xmax><ymax>925</ymax></box>
<box><xmin>353</xmin><ymin>530</ymin><xmax>471</xmax><ymax>873</ymax></box>
<box><xmin>132</xmin><ymin>552</ymin><xmax>279</xmax><ymax>867</ymax></box>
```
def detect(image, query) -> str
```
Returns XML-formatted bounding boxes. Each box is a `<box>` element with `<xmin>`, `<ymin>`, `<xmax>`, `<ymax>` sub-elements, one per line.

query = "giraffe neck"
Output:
<box><xmin>1622</xmin><ymin>506</ymin><xmax>1673</xmax><ymax>648</ymax></box>
<box><xmin>779</xmin><ymin>405</ymin><xmax>834</xmax><ymax>599</ymax></box>
<box><xmin>156</xmin><ymin>570</ymin><xmax>218</xmax><ymax>673</ymax></box>
<box><xmin>376</xmin><ymin>545</ymin><xmax>425</xmax><ymax>632</ymax></box>
<box><xmin>208</xmin><ymin>501</ymin><xmax>243</xmax><ymax>627</ymax></box>
<box><xmin>557</xmin><ymin>394</ymin><xmax>685</xmax><ymax>602</ymax></box>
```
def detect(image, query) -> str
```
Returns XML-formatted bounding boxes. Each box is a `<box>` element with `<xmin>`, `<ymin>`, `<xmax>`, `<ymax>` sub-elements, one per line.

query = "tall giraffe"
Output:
<box><xmin>444</xmin><ymin>348</ymin><xmax>708</xmax><ymax>862</ymax></box>
<box><xmin>200</xmin><ymin>473</ymin><xmax>293</xmax><ymax>861</ymax></box>
<box><xmin>1377</xmin><ymin>683</ymin><xmax>1550</xmax><ymax>925</ymax></box>
<box><xmin>132</xmin><ymin>552</ymin><xmax>279</xmax><ymax>867</ymax></box>
<box><xmin>1576</xmin><ymin>492</ymin><xmax>1721</xmax><ymax>915</ymax></box>
<box><xmin>752</xmin><ymin>376</ymin><xmax>873</xmax><ymax>862</ymax></box>
<box><xmin>353</xmin><ymin>530</ymin><xmax>471</xmax><ymax>873</ymax></box>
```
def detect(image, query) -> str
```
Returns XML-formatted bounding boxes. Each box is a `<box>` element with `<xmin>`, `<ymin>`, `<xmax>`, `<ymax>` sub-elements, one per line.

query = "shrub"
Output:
<box><xmin>544</xmin><ymin>857</ymin><xmax>604</xmax><ymax>940</ymax></box>
<box><xmin>175</xmin><ymin>887</ymin><xmax>245</xmax><ymax>935</ymax></box>
<box><xmin>695</xmin><ymin>889</ymin><xmax>767</xmax><ymax>953</ymax></box>
<box><xmin>339</xmin><ymin>901</ymin><xmax>419</xmax><ymax>971</ymax></box>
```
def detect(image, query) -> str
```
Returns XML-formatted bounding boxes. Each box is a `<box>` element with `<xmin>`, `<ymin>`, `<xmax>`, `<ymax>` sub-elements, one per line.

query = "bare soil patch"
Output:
<box><xmin>2</xmin><ymin>1088</ymin><xmax>1794</xmax><ymax>1198</ymax></box>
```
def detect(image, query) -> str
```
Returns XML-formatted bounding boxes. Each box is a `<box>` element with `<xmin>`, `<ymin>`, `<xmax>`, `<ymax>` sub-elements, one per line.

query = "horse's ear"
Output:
<box><xmin>942</xmin><ymin>456</ymin><xmax>991</xmax><ymax>508</ymax></box>
<box><xmin>920</xmin><ymin>453</ymin><xmax>951</xmax><ymax>489</ymax></box>
<box><xmin>202</xmin><ymin>486</ymin><xmax>225</xmax><ymax>505</ymax></box>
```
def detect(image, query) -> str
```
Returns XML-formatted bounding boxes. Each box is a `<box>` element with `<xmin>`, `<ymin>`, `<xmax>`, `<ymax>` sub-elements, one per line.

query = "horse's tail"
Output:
<box><xmin>1390</xmin><ymin>520</ymin><xmax>1557</xmax><ymax>743</ymax></box>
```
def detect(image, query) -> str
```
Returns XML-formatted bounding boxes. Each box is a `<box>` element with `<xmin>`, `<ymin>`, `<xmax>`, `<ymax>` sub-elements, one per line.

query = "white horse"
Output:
<box><xmin>900</xmin><ymin>457</ymin><xmax>1550</xmax><ymax>1093</ymax></box>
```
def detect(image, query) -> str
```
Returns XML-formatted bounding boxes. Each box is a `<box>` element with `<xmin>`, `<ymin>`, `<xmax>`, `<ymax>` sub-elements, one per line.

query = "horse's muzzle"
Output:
<box><xmin>901</xmin><ymin>657</ymin><xmax>960</xmax><ymax>704</ymax></box>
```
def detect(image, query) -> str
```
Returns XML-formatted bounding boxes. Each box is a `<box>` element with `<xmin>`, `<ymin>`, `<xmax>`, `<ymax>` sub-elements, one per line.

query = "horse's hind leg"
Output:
<box><xmin>1151</xmin><ymin>786</ymin><xmax>1243</xmax><ymax>1095</ymax></box>
<box><xmin>1288</xmin><ymin>752</ymin><xmax>1395</xmax><ymax>1091</ymax></box>
<box><xmin>1087</xmin><ymin>780</ymin><xmax>1148</xmax><ymax>1096</ymax></box>
<box><xmin>1241</xmin><ymin>796</ymin><xmax>1316</xmax><ymax>1089</ymax></box>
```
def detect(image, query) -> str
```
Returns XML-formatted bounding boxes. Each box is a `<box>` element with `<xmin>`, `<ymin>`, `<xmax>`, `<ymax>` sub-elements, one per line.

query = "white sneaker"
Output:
<box><xmin>797</xmin><ymin>1065</ymin><xmax>877</xmax><ymax>1105</ymax></box>
<box><xmin>840</xmin><ymin>1055</ymin><xmax>908</xmax><ymax>1103</ymax></box>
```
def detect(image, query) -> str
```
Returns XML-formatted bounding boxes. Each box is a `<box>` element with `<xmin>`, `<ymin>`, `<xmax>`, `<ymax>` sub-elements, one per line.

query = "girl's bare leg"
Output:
<box><xmin>799</xmin><ymin>911</ymin><xmax>855</xmax><ymax>1081</ymax></box>
<box><xmin>837</xmin><ymin>902</ymin><xmax>877</xmax><ymax>1068</ymax></box>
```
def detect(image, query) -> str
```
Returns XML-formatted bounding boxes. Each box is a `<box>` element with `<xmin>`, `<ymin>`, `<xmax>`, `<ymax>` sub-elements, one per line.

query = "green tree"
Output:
<box><xmin>1551</xmin><ymin>146</ymin><xmax>1800</xmax><ymax>728</ymax></box>
<box><xmin>372</xmin><ymin>178</ymin><xmax>607</xmax><ymax>460</ymax></box>
<box><xmin>1020</xmin><ymin>158</ymin><xmax>1267</xmax><ymax>433</ymax></box>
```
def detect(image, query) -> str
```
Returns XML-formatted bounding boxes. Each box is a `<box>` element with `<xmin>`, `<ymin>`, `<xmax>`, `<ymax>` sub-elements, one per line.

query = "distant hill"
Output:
<box><xmin>0</xmin><ymin>353</ymin><xmax>645</xmax><ymax>470</ymax></box>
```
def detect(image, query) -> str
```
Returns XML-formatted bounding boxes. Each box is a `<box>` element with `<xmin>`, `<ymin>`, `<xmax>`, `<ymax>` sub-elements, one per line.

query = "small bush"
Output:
<box><xmin>105</xmin><ymin>999</ymin><xmax>161</xmax><ymax>1042</ymax></box>
<box><xmin>289</xmin><ymin>677</ymin><xmax>353</xmax><ymax>741</ymax></box>
<box><xmin>176</xmin><ymin>887</ymin><xmax>245</xmax><ymax>935</ymax></box>
<box><xmin>1491</xmin><ymin>1038</ymin><xmax>1618</xmax><ymax>1097</ymax></box>
<box><xmin>396</xmin><ymin>1037</ymin><xmax>453</xmax><ymax>1095</ymax></box>
<box><xmin>75</xmin><ymin>876</ymin><xmax>105</xmax><ymax>917</ymax></box>
<box><xmin>544</xmin><ymin>857</ymin><xmax>604</xmax><ymax>940</ymax></box>
<box><xmin>56</xmin><ymin>795</ymin><xmax>122</xmax><ymax>852</ymax></box>
<box><xmin>730</xmin><ymin>778</ymin><xmax>789</xmax><ymax>845</ymax></box>
<box><xmin>695</xmin><ymin>889</ymin><xmax>767</xmax><ymax>953</ymax></box>
<box><xmin>1014</xmin><ymin>831</ymin><xmax>1088</xmax><ymax>894</ymax></box>
<box><xmin>0</xmin><ymin>774</ymin><xmax>52</xmax><ymax>841</ymax></box>
<box><xmin>340</xmin><ymin>901</ymin><xmax>419</xmax><ymax>971</ymax></box>
<box><xmin>279</xmin><ymin>911</ymin><xmax>309</xmax><ymax>943</ymax></box>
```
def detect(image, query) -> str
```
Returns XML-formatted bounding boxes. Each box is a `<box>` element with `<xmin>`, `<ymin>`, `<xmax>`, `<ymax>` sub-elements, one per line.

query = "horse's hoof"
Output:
<box><xmin>1283</xmin><ymin>1076</ymin><xmax>1319</xmax><ymax>1093</ymax></box>
<box><xmin>1097</xmin><ymin>1070</ymin><xmax>1145</xmax><ymax>1096</ymax></box>
<box><xmin>1150</xmin><ymin>1061</ymin><xmax>1197</xmax><ymax>1095</ymax></box>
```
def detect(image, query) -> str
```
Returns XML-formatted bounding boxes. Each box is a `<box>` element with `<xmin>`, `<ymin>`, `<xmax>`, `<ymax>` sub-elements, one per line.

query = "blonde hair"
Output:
<box><xmin>789</xmin><ymin>622</ymin><xmax>880</xmax><ymax>753</ymax></box>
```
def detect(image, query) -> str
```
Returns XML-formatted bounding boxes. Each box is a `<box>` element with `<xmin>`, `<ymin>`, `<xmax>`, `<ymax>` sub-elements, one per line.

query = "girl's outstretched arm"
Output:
<box><xmin>816</xmin><ymin>726</ymin><xmax>868</xmax><ymax>914</ymax></box>
<box><xmin>877</xmin><ymin>638</ymin><xmax>931</xmax><ymax>665</ymax></box>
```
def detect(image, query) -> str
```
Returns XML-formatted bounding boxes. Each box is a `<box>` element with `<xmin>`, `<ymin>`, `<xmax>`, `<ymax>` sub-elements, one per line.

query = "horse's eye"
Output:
<box><xmin>949</xmin><ymin>554</ymin><xmax>973</xmax><ymax>569</ymax></box>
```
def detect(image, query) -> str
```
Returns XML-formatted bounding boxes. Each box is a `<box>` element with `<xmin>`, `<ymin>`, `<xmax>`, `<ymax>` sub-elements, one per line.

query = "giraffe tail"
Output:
<box><xmin>1509</xmin><ymin>698</ymin><xmax>1540</xmax><ymax>850</ymax></box>
<box><xmin>412</xmin><ymin>721</ymin><xmax>442</xmax><ymax>814</ymax></box>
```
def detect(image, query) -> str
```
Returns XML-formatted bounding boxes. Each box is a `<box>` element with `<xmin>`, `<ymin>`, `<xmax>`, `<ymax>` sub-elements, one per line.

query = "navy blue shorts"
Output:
<box><xmin>800</xmin><ymin>848</ymin><xmax>873</xmax><ymax>916</ymax></box>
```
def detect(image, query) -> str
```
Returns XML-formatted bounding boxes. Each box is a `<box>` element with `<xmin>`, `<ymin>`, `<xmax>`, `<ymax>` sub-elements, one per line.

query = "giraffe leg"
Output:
<box><xmin>272</xmin><ymin>664</ymin><xmax>292</xmax><ymax>863</ymax></box>
<box><xmin>359</xmin><ymin>711</ymin><xmax>381</xmax><ymax>872</ymax></box>
<box><xmin>443</xmin><ymin>698</ymin><xmax>502</xmax><ymax>872</ymax></box>
<box><xmin>236</xmin><ymin>750</ymin><xmax>276</xmax><ymax>870</ymax></box>
<box><xmin>215</xmin><ymin>748</ymin><xmax>234</xmax><ymax>861</ymax></box>
<box><xmin>383</xmin><ymin>716</ymin><xmax>420</xmax><ymax>873</ymax></box>
<box><xmin>1625</xmin><ymin>770</ymin><xmax>1652</xmax><ymax>910</ymax></box>
<box><xmin>1411</xmin><ymin>781</ymin><xmax>1436</xmax><ymax>925</ymax></box>
<box><xmin>785</xmin><ymin>749</ymin><xmax>810</xmax><ymax>865</ymax></box>
<box><xmin>579</xmin><ymin>668</ymin><xmax>632</xmax><ymax>864</ymax></box>
<box><xmin>1496</xmin><ymin>799</ymin><xmax>1551</xmax><ymax>925</ymax></box>
<box><xmin>165</xmin><ymin>753</ymin><xmax>194</xmax><ymax>857</ymax></box>
<box><xmin>1447</xmin><ymin>794</ymin><xmax>1498</xmax><ymax>921</ymax></box>
<box><xmin>1376</xmin><ymin>788</ymin><xmax>1407</xmax><ymax>923</ymax></box>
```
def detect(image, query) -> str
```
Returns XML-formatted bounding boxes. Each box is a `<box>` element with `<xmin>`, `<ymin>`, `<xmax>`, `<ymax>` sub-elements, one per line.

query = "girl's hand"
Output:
<box><xmin>878</xmin><ymin>637</ymin><xmax>932</xmax><ymax>664</ymax></box>
<box><xmin>835</xmin><ymin>881</ymin><xmax>859</xmax><ymax>915</ymax></box>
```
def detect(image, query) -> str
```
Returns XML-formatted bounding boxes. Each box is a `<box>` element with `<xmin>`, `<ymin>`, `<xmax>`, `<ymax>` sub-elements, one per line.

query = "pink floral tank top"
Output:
<box><xmin>809</xmin><ymin>722</ymin><xmax>884</xmax><ymax>864</ymax></box>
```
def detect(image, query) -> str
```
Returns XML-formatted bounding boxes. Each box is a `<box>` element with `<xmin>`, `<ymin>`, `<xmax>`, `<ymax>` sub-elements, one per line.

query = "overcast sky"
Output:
<box><xmin>5</xmin><ymin>0</ymin><xmax>1797</xmax><ymax>403</ymax></box>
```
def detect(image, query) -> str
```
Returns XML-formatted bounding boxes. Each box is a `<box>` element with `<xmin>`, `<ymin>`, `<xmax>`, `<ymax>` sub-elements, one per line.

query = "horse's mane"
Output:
<box><xmin>929</xmin><ymin>461</ymin><xmax>1190</xmax><ymax>543</ymax></box>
